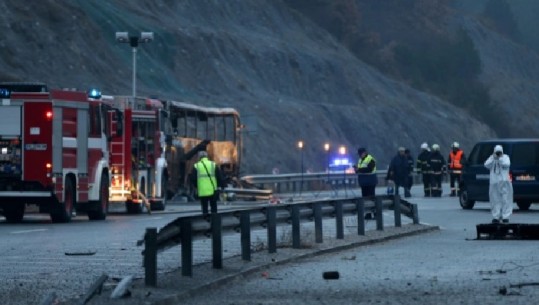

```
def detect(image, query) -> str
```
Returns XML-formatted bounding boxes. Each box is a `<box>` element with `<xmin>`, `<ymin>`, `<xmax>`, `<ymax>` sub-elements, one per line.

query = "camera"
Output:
<box><xmin>495</xmin><ymin>151</ymin><xmax>502</xmax><ymax>157</ymax></box>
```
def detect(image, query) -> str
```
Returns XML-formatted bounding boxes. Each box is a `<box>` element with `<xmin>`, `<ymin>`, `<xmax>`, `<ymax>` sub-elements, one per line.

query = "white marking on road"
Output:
<box><xmin>131</xmin><ymin>217</ymin><xmax>163</xmax><ymax>222</ymax></box>
<box><xmin>11</xmin><ymin>229</ymin><xmax>48</xmax><ymax>234</ymax></box>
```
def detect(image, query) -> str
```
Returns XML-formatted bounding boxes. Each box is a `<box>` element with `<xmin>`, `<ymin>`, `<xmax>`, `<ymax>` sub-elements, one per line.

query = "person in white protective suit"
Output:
<box><xmin>484</xmin><ymin>145</ymin><xmax>513</xmax><ymax>223</ymax></box>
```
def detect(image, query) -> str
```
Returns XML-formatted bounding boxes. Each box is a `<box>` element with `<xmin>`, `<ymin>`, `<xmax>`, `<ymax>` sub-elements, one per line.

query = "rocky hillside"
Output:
<box><xmin>4</xmin><ymin>0</ymin><xmax>534</xmax><ymax>175</ymax></box>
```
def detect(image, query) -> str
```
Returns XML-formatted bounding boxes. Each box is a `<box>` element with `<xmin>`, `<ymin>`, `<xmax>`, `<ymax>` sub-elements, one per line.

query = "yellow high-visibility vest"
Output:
<box><xmin>357</xmin><ymin>154</ymin><xmax>377</xmax><ymax>173</ymax></box>
<box><xmin>194</xmin><ymin>158</ymin><xmax>217</xmax><ymax>197</ymax></box>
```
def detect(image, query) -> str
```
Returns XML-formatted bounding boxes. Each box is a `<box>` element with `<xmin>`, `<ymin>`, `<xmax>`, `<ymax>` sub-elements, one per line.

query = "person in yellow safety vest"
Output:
<box><xmin>190</xmin><ymin>150</ymin><xmax>225</xmax><ymax>216</ymax></box>
<box><xmin>355</xmin><ymin>147</ymin><xmax>378</xmax><ymax>197</ymax></box>
<box><xmin>447</xmin><ymin>142</ymin><xmax>466</xmax><ymax>197</ymax></box>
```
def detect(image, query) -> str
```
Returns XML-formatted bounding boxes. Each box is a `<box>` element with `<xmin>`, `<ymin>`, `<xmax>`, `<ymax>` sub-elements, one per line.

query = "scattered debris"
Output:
<box><xmin>260</xmin><ymin>271</ymin><xmax>282</xmax><ymax>280</ymax></box>
<box><xmin>38</xmin><ymin>291</ymin><xmax>57</xmax><ymax>305</ymax></box>
<box><xmin>65</xmin><ymin>251</ymin><xmax>97</xmax><ymax>256</ymax></box>
<box><xmin>110</xmin><ymin>275</ymin><xmax>133</xmax><ymax>299</ymax></box>
<box><xmin>322</xmin><ymin>271</ymin><xmax>340</xmax><ymax>280</ymax></box>
<box><xmin>80</xmin><ymin>274</ymin><xmax>108</xmax><ymax>305</ymax></box>
<box><xmin>510</xmin><ymin>282</ymin><xmax>539</xmax><ymax>289</ymax></box>
<box><xmin>341</xmin><ymin>255</ymin><xmax>356</xmax><ymax>261</ymax></box>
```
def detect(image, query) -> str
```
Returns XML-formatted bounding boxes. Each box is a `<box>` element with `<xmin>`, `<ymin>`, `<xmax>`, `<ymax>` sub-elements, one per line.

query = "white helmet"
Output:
<box><xmin>452</xmin><ymin>142</ymin><xmax>459</xmax><ymax>148</ymax></box>
<box><xmin>432</xmin><ymin>144</ymin><xmax>440</xmax><ymax>151</ymax></box>
<box><xmin>421</xmin><ymin>142</ymin><xmax>428</xmax><ymax>150</ymax></box>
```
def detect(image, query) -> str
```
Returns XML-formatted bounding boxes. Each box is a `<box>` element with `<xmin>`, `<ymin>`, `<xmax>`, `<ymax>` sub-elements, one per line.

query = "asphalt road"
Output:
<box><xmin>177</xmin><ymin>185</ymin><xmax>539</xmax><ymax>305</ymax></box>
<box><xmin>2</xmin><ymin>184</ymin><xmax>539</xmax><ymax>305</ymax></box>
<box><xmin>0</xmin><ymin>200</ymin><xmax>262</xmax><ymax>305</ymax></box>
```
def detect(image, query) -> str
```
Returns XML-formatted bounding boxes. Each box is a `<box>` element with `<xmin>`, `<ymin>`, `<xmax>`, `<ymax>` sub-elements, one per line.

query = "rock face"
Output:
<box><xmin>460</xmin><ymin>16</ymin><xmax>539</xmax><ymax>138</ymax></box>
<box><xmin>0</xmin><ymin>0</ymin><xmax>516</xmax><ymax>174</ymax></box>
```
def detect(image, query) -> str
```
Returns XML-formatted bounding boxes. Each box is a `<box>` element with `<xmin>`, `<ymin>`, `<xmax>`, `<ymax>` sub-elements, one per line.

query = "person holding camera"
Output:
<box><xmin>484</xmin><ymin>145</ymin><xmax>513</xmax><ymax>223</ymax></box>
<box><xmin>190</xmin><ymin>150</ymin><xmax>225</xmax><ymax>217</ymax></box>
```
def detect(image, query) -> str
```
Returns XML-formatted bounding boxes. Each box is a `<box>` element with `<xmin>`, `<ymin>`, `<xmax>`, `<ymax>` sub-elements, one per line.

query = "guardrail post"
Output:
<box><xmin>411</xmin><ymin>203</ymin><xmax>420</xmax><ymax>224</ymax></box>
<box><xmin>314</xmin><ymin>203</ymin><xmax>323</xmax><ymax>243</ymax></box>
<box><xmin>144</xmin><ymin>227</ymin><xmax>157</xmax><ymax>287</ymax></box>
<box><xmin>335</xmin><ymin>201</ymin><xmax>344</xmax><ymax>239</ymax></box>
<box><xmin>356</xmin><ymin>198</ymin><xmax>365</xmax><ymax>235</ymax></box>
<box><xmin>393</xmin><ymin>195</ymin><xmax>402</xmax><ymax>227</ymax></box>
<box><xmin>375</xmin><ymin>197</ymin><xmax>384</xmax><ymax>231</ymax></box>
<box><xmin>240</xmin><ymin>211</ymin><xmax>251</xmax><ymax>261</ymax></box>
<box><xmin>211</xmin><ymin>214</ymin><xmax>222</xmax><ymax>269</ymax></box>
<box><xmin>291</xmin><ymin>205</ymin><xmax>301</xmax><ymax>249</ymax></box>
<box><xmin>267</xmin><ymin>206</ymin><xmax>277</xmax><ymax>253</ymax></box>
<box><xmin>180</xmin><ymin>218</ymin><xmax>193</xmax><ymax>276</ymax></box>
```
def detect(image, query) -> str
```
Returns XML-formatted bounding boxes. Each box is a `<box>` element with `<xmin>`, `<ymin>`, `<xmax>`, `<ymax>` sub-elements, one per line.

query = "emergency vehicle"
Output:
<box><xmin>102</xmin><ymin>96</ymin><xmax>168</xmax><ymax>213</ymax></box>
<box><xmin>0</xmin><ymin>83</ymin><xmax>120</xmax><ymax>223</ymax></box>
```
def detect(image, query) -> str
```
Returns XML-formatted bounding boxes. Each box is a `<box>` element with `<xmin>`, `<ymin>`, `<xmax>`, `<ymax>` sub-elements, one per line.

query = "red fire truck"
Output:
<box><xmin>102</xmin><ymin>95</ymin><xmax>168</xmax><ymax>213</ymax></box>
<box><xmin>0</xmin><ymin>83</ymin><xmax>120</xmax><ymax>223</ymax></box>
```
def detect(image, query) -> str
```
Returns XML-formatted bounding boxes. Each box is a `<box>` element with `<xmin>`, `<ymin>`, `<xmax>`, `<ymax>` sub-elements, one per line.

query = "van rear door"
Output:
<box><xmin>509</xmin><ymin>142</ymin><xmax>539</xmax><ymax>201</ymax></box>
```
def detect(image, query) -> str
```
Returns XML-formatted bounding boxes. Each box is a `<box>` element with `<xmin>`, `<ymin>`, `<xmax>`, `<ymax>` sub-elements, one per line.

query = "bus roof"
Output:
<box><xmin>167</xmin><ymin>100</ymin><xmax>240</xmax><ymax>117</ymax></box>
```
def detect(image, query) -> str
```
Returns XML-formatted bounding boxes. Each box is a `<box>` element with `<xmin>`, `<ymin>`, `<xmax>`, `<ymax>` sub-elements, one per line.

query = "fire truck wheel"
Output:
<box><xmin>88</xmin><ymin>174</ymin><xmax>109</xmax><ymax>220</ymax></box>
<box><xmin>126</xmin><ymin>200</ymin><xmax>143</xmax><ymax>214</ymax></box>
<box><xmin>51</xmin><ymin>178</ymin><xmax>75</xmax><ymax>223</ymax></box>
<box><xmin>3</xmin><ymin>204</ymin><xmax>25</xmax><ymax>223</ymax></box>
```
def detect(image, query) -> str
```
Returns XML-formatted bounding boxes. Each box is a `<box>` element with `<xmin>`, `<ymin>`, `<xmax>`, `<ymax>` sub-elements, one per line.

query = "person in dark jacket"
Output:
<box><xmin>416</xmin><ymin>143</ymin><xmax>432</xmax><ymax>197</ymax></box>
<box><xmin>355</xmin><ymin>147</ymin><xmax>378</xmax><ymax>197</ymax></box>
<box><xmin>387</xmin><ymin>147</ymin><xmax>411</xmax><ymax>197</ymax></box>
<box><xmin>429</xmin><ymin>144</ymin><xmax>446</xmax><ymax>197</ymax></box>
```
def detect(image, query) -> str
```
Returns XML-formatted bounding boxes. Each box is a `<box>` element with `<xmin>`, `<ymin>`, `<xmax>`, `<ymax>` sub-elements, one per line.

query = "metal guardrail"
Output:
<box><xmin>239</xmin><ymin>170</ymin><xmax>442</xmax><ymax>196</ymax></box>
<box><xmin>140</xmin><ymin>194</ymin><xmax>419</xmax><ymax>286</ymax></box>
<box><xmin>240</xmin><ymin>170</ymin><xmax>416</xmax><ymax>193</ymax></box>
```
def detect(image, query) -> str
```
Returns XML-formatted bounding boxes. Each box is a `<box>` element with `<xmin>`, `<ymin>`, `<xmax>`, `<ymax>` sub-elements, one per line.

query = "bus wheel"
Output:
<box><xmin>88</xmin><ymin>174</ymin><xmax>109</xmax><ymax>220</ymax></box>
<box><xmin>51</xmin><ymin>178</ymin><xmax>74</xmax><ymax>223</ymax></box>
<box><xmin>4</xmin><ymin>204</ymin><xmax>25</xmax><ymax>223</ymax></box>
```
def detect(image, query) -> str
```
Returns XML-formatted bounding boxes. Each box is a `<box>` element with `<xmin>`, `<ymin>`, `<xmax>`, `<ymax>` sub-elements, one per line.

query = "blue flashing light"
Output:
<box><xmin>0</xmin><ymin>88</ymin><xmax>11</xmax><ymax>98</ymax></box>
<box><xmin>88</xmin><ymin>89</ymin><xmax>102</xmax><ymax>99</ymax></box>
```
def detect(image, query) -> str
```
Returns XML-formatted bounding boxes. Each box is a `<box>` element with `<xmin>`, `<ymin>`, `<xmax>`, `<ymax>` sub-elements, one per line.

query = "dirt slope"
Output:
<box><xmin>0</xmin><ymin>0</ymin><xmax>499</xmax><ymax>174</ymax></box>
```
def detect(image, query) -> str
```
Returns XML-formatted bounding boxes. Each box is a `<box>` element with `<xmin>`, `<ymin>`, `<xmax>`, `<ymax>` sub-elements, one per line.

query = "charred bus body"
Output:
<box><xmin>163</xmin><ymin>100</ymin><xmax>242</xmax><ymax>197</ymax></box>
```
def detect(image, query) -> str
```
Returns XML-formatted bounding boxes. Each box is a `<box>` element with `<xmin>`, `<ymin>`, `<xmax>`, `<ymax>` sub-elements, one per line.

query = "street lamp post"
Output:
<box><xmin>298</xmin><ymin>141</ymin><xmax>304</xmax><ymax>196</ymax></box>
<box><xmin>324</xmin><ymin>143</ymin><xmax>330</xmax><ymax>183</ymax></box>
<box><xmin>116</xmin><ymin>31</ymin><xmax>154</xmax><ymax>98</ymax></box>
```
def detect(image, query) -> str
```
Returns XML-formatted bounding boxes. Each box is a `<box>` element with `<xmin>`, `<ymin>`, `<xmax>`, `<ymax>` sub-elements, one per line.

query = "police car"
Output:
<box><xmin>327</xmin><ymin>157</ymin><xmax>356</xmax><ymax>185</ymax></box>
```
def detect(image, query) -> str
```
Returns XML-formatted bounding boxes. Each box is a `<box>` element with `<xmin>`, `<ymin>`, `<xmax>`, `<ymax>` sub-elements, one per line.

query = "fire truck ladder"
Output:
<box><xmin>110</xmin><ymin>139</ymin><xmax>130</xmax><ymax>200</ymax></box>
